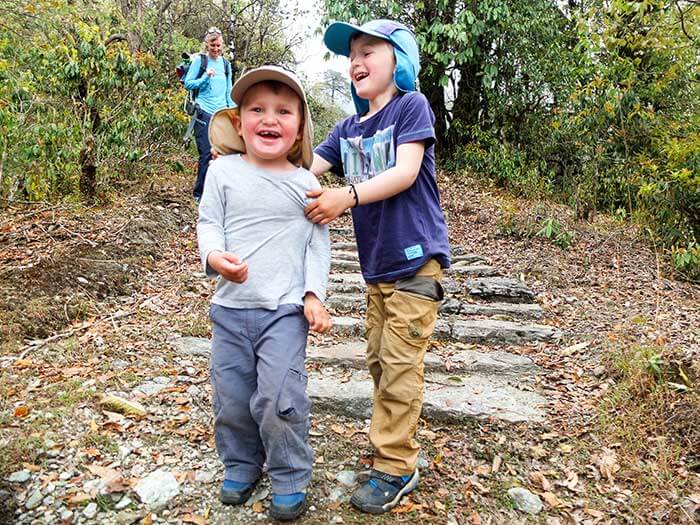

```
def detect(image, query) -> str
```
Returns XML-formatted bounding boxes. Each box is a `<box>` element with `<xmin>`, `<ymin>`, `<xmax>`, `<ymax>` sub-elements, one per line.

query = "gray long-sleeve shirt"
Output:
<box><xmin>197</xmin><ymin>154</ymin><xmax>330</xmax><ymax>310</ymax></box>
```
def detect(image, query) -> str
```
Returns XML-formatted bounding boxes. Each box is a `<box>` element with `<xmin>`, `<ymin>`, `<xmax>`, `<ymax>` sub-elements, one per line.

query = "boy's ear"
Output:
<box><xmin>229</xmin><ymin>111</ymin><xmax>243</xmax><ymax>136</ymax></box>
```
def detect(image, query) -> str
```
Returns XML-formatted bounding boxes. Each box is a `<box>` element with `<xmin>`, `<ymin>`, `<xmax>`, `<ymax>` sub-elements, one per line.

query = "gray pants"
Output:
<box><xmin>209</xmin><ymin>303</ymin><xmax>312</xmax><ymax>495</ymax></box>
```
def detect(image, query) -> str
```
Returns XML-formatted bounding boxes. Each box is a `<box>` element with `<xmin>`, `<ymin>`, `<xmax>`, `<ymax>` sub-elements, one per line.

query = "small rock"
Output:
<box><xmin>186</xmin><ymin>385</ymin><xmax>200</xmax><ymax>397</ymax></box>
<box><xmin>59</xmin><ymin>471</ymin><xmax>73</xmax><ymax>481</ymax></box>
<box><xmin>116</xmin><ymin>511</ymin><xmax>142</xmax><ymax>525</ymax></box>
<box><xmin>77</xmin><ymin>277</ymin><xmax>89</xmax><ymax>285</ymax></box>
<box><xmin>417</xmin><ymin>455</ymin><xmax>430</xmax><ymax>469</ymax></box>
<box><xmin>245</xmin><ymin>487</ymin><xmax>269</xmax><ymax>506</ymax></box>
<box><xmin>134</xmin><ymin>470</ymin><xmax>180</xmax><ymax>509</ymax></box>
<box><xmin>328</xmin><ymin>488</ymin><xmax>347</xmax><ymax>503</ymax></box>
<box><xmin>60</xmin><ymin>509</ymin><xmax>73</xmax><ymax>521</ymax></box>
<box><xmin>332</xmin><ymin>516</ymin><xmax>344</xmax><ymax>524</ymax></box>
<box><xmin>115</xmin><ymin>496</ymin><xmax>132</xmax><ymax>510</ymax></box>
<box><xmin>335</xmin><ymin>470</ymin><xmax>356</xmax><ymax>487</ymax></box>
<box><xmin>593</xmin><ymin>365</ymin><xmax>606</xmax><ymax>377</ymax></box>
<box><xmin>507</xmin><ymin>487</ymin><xmax>543</xmax><ymax>515</ymax></box>
<box><xmin>119</xmin><ymin>445</ymin><xmax>133</xmax><ymax>460</ymax></box>
<box><xmin>8</xmin><ymin>470</ymin><xmax>31</xmax><ymax>483</ymax></box>
<box><xmin>83</xmin><ymin>501</ymin><xmax>97</xmax><ymax>519</ymax></box>
<box><xmin>195</xmin><ymin>470</ymin><xmax>215</xmax><ymax>484</ymax></box>
<box><xmin>113</xmin><ymin>359</ymin><xmax>129</xmax><ymax>369</ymax></box>
<box><xmin>25</xmin><ymin>489</ymin><xmax>43</xmax><ymax>510</ymax></box>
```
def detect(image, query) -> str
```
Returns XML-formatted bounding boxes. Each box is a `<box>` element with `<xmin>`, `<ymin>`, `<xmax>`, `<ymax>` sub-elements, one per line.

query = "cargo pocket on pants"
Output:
<box><xmin>276</xmin><ymin>369</ymin><xmax>310</xmax><ymax>424</ymax></box>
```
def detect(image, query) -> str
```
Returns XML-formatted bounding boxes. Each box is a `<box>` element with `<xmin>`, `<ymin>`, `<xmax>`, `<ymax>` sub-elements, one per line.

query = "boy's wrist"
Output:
<box><xmin>346</xmin><ymin>184</ymin><xmax>359</xmax><ymax>208</ymax></box>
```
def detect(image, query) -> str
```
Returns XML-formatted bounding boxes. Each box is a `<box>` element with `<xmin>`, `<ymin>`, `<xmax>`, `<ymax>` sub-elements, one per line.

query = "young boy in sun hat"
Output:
<box><xmin>304</xmin><ymin>20</ymin><xmax>451</xmax><ymax>514</ymax></box>
<box><xmin>197</xmin><ymin>64</ymin><xmax>331</xmax><ymax>521</ymax></box>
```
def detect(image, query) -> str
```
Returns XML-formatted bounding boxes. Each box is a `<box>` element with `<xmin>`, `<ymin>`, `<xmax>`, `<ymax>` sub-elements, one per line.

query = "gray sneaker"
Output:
<box><xmin>350</xmin><ymin>469</ymin><xmax>419</xmax><ymax>514</ymax></box>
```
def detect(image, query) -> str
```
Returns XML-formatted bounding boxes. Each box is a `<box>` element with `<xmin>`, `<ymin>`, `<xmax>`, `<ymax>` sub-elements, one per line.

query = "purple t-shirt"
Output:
<box><xmin>315</xmin><ymin>92</ymin><xmax>450</xmax><ymax>283</ymax></box>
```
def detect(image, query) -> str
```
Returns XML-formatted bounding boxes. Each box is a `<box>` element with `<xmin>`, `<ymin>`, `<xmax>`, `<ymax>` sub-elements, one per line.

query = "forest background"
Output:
<box><xmin>0</xmin><ymin>0</ymin><xmax>698</xmax><ymax>277</ymax></box>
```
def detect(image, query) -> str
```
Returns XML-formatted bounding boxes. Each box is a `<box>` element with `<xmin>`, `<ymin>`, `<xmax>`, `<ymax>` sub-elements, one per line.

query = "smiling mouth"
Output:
<box><xmin>354</xmin><ymin>72</ymin><xmax>368</xmax><ymax>82</ymax></box>
<box><xmin>257</xmin><ymin>130</ymin><xmax>281</xmax><ymax>138</ymax></box>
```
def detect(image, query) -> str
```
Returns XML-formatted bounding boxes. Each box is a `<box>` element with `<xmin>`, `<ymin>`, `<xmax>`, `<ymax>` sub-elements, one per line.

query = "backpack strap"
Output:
<box><xmin>197</xmin><ymin>53</ymin><xmax>208</xmax><ymax>79</ymax></box>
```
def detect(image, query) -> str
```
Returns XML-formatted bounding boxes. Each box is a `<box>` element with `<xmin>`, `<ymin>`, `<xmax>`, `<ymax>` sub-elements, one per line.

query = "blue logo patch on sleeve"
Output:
<box><xmin>404</xmin><ymin>244</ymin><xmax>424</xmax><ymax>260</ymax></box>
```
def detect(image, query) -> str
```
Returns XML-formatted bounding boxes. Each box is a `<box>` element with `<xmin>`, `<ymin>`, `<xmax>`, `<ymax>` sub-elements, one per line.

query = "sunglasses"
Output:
<box><xmin>206</xmin><ymin>27</ymin><xmax>222</xmax><ymax>36</ymax></box>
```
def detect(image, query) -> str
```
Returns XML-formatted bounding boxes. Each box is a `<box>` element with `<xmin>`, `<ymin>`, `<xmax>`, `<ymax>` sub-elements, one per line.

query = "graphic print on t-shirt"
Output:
<box><xmin>339</xmin><ymin>125</ymin><xmax>395</xmax><ymax>184</ymax></box>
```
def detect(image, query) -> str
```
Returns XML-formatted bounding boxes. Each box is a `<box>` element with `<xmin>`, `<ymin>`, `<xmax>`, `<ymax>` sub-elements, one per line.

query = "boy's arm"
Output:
<box><xmin>304</xmin><ymin>293</ymin><xmax>331</xmax><ymax>333</ymax></box>
<box><xmin>196</xmin><ymin>165</ymin><xmax>248</xmax><ymax>282</ymax></box>
<box><xmin>310</xmin><ymin>154</ymin><xmax>333</xmax><ymax>177</ymax></box>
<box><xmin>305</xmin><ymin>142</ymin><xmax>425</xmax><ymax>224</ymax></box>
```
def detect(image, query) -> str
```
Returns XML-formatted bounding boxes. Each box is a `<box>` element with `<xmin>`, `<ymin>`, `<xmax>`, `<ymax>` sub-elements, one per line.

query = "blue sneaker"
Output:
<box><xmin>220</xmin><ymin>479</ymin><xmax>255</xmax><ymax>505</ymax></box>
<box><xmin>269</xmin><ymin>492</ymin><xmax>308</xmax><ymax>521</ymax></box>
<box><xmin>350</xmin><ymin>469</ymin><xmax>419</xmax><ymax>514</ymax></box>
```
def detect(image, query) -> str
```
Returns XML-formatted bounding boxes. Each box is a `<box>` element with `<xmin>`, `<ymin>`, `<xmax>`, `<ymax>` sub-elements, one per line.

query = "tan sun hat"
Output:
<box><xmin>208</xmin><ymin>65</ymin><xmax>314</xmax><ymax>169</ymax></box>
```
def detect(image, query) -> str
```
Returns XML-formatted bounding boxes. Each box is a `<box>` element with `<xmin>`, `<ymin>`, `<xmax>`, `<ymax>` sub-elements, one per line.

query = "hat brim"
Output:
<box><xmin>324</xmin><ymin>22</ymin><xmax>392</xmax><ymax>57</ymax></box>
<box><xmin>208</xmin><ymin>65</ymin><xmax>314</xmax><ymax>169</ymax></box>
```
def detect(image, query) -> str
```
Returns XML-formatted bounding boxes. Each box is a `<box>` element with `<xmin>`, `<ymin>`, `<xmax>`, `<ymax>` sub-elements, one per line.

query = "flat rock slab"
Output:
<box><xmin>331</xmin><ymin>250</ymin><xmax>359</xmax><ymax>262</ymax></box>
<box><xmin>170</xmin><ymin>336</ymin><xmax>211</xmax><ymax>357</ymax></box>
<box><xmin>308</xmin><ymin>341</ymin><xmax>442</xmax><ymax>370</ymax></box>
<box><xmin>451</xmin><ymin>253</ymin><xmax>487</xmax><ymax>264</ymax></box>
<box><xmin>330</xmin><ymin>317</ymin><xmax>561</xmax><ymax>345</ymax></box>
<box><xmin>331</xmin><ymin>259</ymin><xmax>361</xmax><ymax>272</ymax></box>
<box><xmin>330</xmin><ymin>316</ymin><xmax>365</xmax><ymax>337</ymax></box>
<box><xmin>308</xmin><ymin>342</ymin><xmax>540</xmax><ymax>376</ymax></box>
<box><xmin>465</xmin><ymin>277</ymin><xmax>536</xmax><ymax>303</ymax></box>
<box><xmin>447</xmin><ymin>263</ymin><xmax>498</xmax><ymax>277</ymax></box>
<box><xmin>332</xmin><ymin>242</ymin><xmax>357</xmax><ymax>252</ymax></box>
<box><xmin>451</xmin><ymin>320</ymin><xmax>561</xmax><ymax>344</ymax></box>
<box><xmin>308</xmin><ymin>370</ymin><xmax>545</xmax><ymax>423</ymax></box>
<box><xmin>326</xmin><ymin>294</ymin><xmax>365</xmax><ymax>312</ymax></box>
<box><xmin>440</xmin><ymin>299</ymin><xmax>544</xmax><ymax>319</ymax></box>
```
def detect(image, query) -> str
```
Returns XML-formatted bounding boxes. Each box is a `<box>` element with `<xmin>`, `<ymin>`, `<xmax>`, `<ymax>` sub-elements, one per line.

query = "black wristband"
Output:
<box><xmin>348</xmin><ymin>184</ymin><xmax>359</xmax><ymax>208</ymax></box>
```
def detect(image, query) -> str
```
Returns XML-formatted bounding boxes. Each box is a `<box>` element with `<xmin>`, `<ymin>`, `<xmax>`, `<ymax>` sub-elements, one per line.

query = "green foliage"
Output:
<box><xmin>0</xmin><ymin>0</ymin><xmax>295</xmax><ymax>202</ymax></box>
<box><xmin>670</xmin><ymin>242</ymin><xmax>700</xmax><ymax>281</ymax></box>
<box><xmin>536</xmin><ymin>218</ymin><xmax>575</xmax><ymax>250</ymax></box>
<box><xmin>320</xmin><ymin>0</ymin><xmax>698</xmax><ymax>271</ymax></box>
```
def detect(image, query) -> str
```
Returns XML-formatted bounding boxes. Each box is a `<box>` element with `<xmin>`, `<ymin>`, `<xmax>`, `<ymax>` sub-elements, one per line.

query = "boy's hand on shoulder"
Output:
<box><xmin>207</xmin><ymin>251</ymin><xmax>248</xmax><ymax>283</ymax></box>
<box><xmin>304</xmin><ymin>293</ymin><xmax>332</xmax><ymax>333</ymax></box>
<box><xmin>305</xmin><ymin>187</ymin><xmax>354</xmax><ymax>224</ymax></box>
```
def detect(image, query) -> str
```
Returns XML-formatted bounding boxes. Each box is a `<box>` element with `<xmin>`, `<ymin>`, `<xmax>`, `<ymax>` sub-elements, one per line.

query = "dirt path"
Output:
<box><xmin>1</xmin><ymin>172</ymin><xmax>698</xmax><ymax>524</ymax></box>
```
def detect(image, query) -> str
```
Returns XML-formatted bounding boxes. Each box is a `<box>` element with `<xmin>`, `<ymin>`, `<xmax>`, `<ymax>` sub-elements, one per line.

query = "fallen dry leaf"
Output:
<box><xmin>595</xmin><ymin>448</ymin><xmax>620</xmax><ymax>483</ymax></box>
<box><xmin>470</xmin><ymin>511</ymin><xmax>482</xmax><ymax>525</ymax></box>
<box><xmin>541</xmin><ymin>491</ymin><xmax>563</xmax><ymax>508</ymax></box>
<box><xmin>251</xmin><ymin>501</ymin><xmax>264</xmax><ymax>513</ymax></box>
<box><xmin>491</xmin><ymin>454</ymin><xmax>502</xmax><ymax>473</ymax></box>
<box><xmin>14</xmin><ymin>406</ymin><xmax>29</xmax><ymax>417</ymax></box>
<box><xmin>182</xmin><ymin>514</ymin><xmax>207</xmax><ymax>525</ymax></box>
<box><xmin>529</xmin><ymin>471</ymin><xmax>552</xmax><ymax>491</ymax></box>
<box><xmin>100</xmin><ymin>394</ymin><xmax>147</xmax><ymax>416</ymax></box>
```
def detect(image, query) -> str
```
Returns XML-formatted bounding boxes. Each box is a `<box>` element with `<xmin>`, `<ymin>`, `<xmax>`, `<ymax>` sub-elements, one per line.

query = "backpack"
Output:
<box><xmin>176</xmin><ymin>53</ymin><xmax>231</xmax><ymax>116</ymax></box>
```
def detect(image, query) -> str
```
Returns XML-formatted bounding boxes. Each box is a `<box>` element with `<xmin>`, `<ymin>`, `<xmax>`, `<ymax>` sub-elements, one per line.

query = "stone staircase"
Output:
<box><xmin>307</xmin><ymin>227</ymin><xmax>560</xmax><ymax>424</ymax></box>
<box><xmin>173</xmin><ymin>226</ymin><xmax>561</xmax><ymax>426</ymax></box>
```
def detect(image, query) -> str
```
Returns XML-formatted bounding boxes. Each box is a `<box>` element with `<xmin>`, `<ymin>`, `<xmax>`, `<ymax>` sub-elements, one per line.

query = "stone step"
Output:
<box><xmin>330</xmin><ymin>227</ymin><xmax>354</xmax><ymax>237</ymax></box>
<box><xmin>307</xmin><ymin>341</ymin><xmax>540</xmax><ymax>375</ymax></box>
<box><xmin>308</xmin><ymin>369</ymin><xmax>545</xmax><ymax>423</ymax></box>
<box><xmin>464</xmin><ymin>277</ymin><xmax>536</xmax><ymax>303</ymax></box>
<box><xmin>329</xmin><ymin>317</ymin><xmax>561</xmax><ymax>345</ymax></box>
<box><xmin>332</xmin><ymin>242</ymin><xmax>357</xmax><ymax>252</ymax></box>
<box><xmin>327</xmin><ymin>293</ymin><xmax>544</xmax><ymax>320</ymax></box>
<box><xmin>331</xmin><ymin>259</ymin><xmax>361</xmax><ymax>272</ymax></box>
<box><xmin>451</xmin><ymin>253</ymin><xmax>487</xmax><ymax>265</ymax></box>
<box><xmin>330</xmin><ymin>250</ymin><xmax>358</xmax><ymax>262</ymax></box>
<box><xmin>440</xmin><ymin>299</ymin><xmax>544</xmax><ymax>319</ymax></box>
<box><xmin>446</xmin><ymin>263</ymin><xmax>498</xmax><ymax>277</ymax></box>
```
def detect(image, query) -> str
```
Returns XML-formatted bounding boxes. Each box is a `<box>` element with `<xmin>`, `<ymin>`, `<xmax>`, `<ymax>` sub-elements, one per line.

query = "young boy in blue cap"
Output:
<box><xmin>305</xmin><ymin>20</ymin><xmax>451</xmax><ymax>514</ymax></box>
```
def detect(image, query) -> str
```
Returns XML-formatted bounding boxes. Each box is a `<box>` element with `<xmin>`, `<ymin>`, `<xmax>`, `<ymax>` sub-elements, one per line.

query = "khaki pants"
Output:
<box><xmin>364</xmin><ymin>259</ymin><xmax>443</xmax><ymax>476</ymax></box>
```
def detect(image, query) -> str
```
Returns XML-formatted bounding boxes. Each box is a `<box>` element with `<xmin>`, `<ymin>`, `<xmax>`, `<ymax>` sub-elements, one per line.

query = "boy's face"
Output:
<box><xmin>349</xmin><ymin>34</ymin><xmax>397</xmax><ymax>103</ymax></box>
<box><xmin>235</xmin><ymin>83</ymin><xmax>303</xmax><ymax>170</ymax></box>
